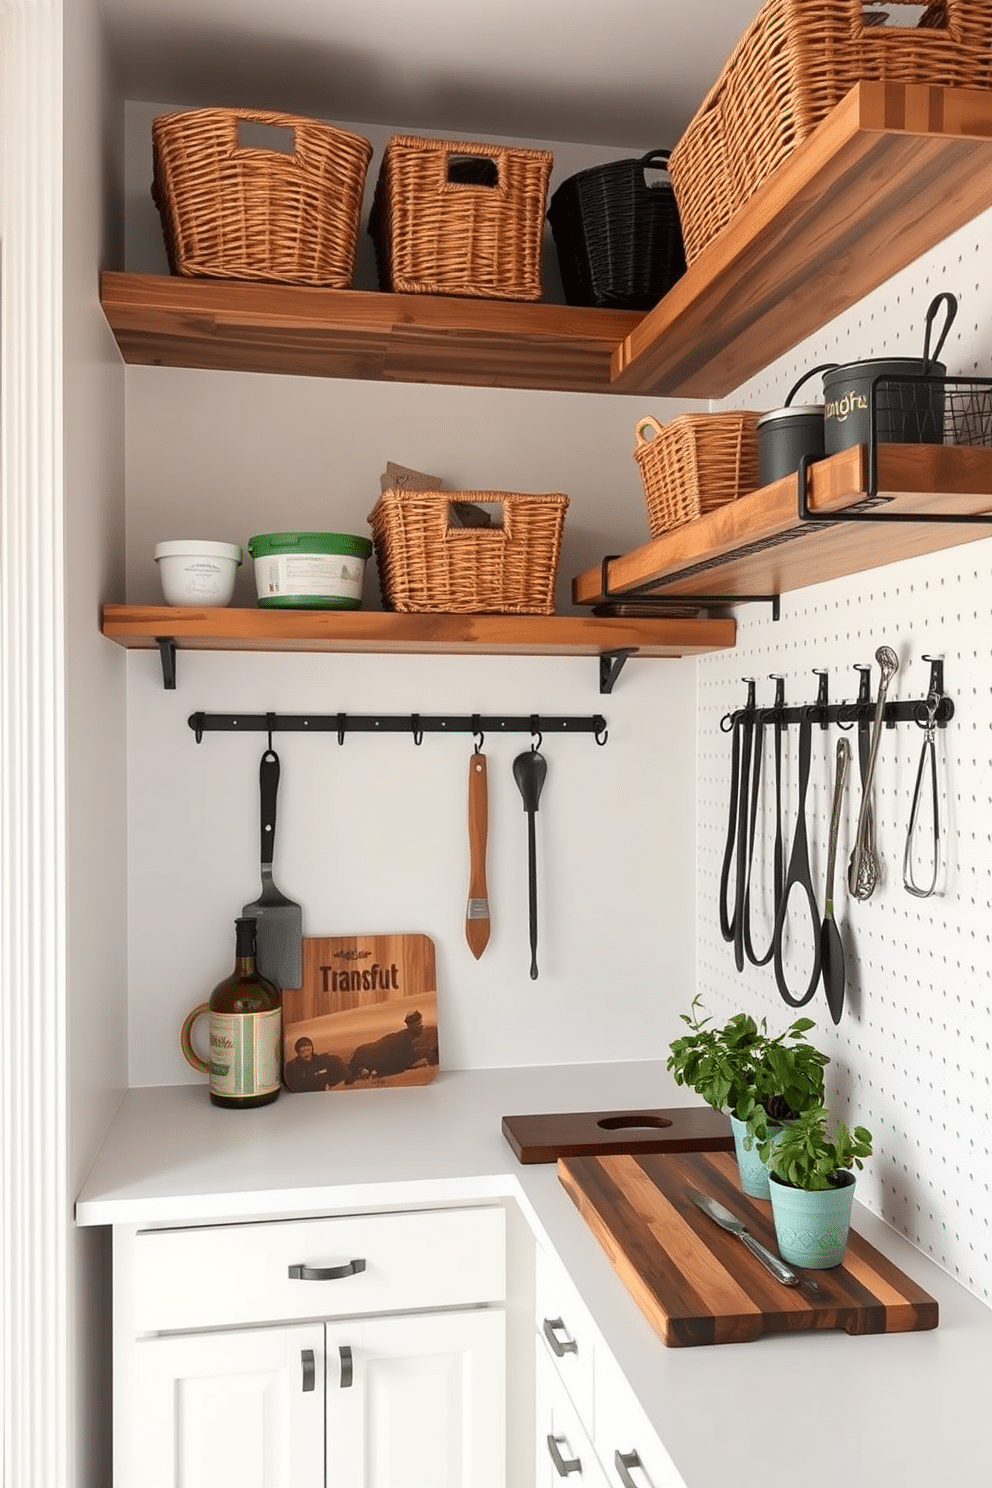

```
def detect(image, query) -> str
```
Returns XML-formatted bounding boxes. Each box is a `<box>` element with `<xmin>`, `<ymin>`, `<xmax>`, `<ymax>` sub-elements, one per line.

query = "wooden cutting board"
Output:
<box><xmin>281</xmin><ymin>935</ymin><xmax>439</xmax><ymax>1092</ymax></box>
<box><xmin>558</xmin><ymin>1149</ymin><xmax>939</xmax><ymax>1347</ymax></box>
<box><xmin>502</xmin><ymin>1106</ymin><xmax>733</xmax><ymax>1164</ymax></box>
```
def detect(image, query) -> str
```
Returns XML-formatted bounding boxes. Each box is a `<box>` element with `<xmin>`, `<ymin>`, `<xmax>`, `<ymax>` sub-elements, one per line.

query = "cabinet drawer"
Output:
<box><xmin>535</xmin><ymin>1242</ymin><xmax>595</xmax><ymax>1429</ymax></box>
<box><xmin>132</xmin><ymin>1205</ymin><xmax>505</xmax><ymax>1332</ymax></box>
<box><xmin>594</xmin><ymin>1345</ymin><xmax>684</xmax><ymax>1488</ymax></box>
<box><xmin>536</xmin><ymin>1342</ymin><xmax>608</xmax><ymax>1488</ymax></box>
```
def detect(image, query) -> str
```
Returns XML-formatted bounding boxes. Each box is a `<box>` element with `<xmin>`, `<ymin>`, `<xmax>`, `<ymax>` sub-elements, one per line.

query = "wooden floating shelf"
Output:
<box><xmin>101</xmin><ymin>606</ymin><xmax>737</xmax><ymax>663</ymax></box>
<box><xmin>612</xmin><ymin>82</ymin><xmax>992</xmax><ymax>396</ymax></box>
<box><xmin>98</xmin><ymin>273</ymin><xmax>641</xmax><ymax>394</ymax></box>
<box><xmin>100</xmin><ymin>84</ymin><xmax>992</xmax><ymax>399</ymax></box>
<box><xmin>572</xmin><ymin>445</ymin><xmax>992</xmax><ymax>606</ymax></box>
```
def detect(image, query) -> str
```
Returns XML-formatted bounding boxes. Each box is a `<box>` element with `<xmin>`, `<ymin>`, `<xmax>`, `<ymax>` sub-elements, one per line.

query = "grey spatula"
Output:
<box><xmin>242</xmin><ymin>747</ymin><xmax>303</xmax><ymax>990</ymax></box>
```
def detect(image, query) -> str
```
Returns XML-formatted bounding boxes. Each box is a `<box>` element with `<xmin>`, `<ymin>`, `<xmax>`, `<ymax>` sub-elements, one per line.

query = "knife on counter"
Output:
<box><xmin>686</xmin><ymin>1187</ymin><xmax>800</xmax><ymax>1287</ymax></box>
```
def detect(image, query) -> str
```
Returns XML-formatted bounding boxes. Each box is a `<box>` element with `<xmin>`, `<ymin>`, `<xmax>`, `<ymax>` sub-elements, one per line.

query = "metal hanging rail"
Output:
<box><xmin>187</xmin><ymin>711</ymin><xmax>610</xmax><ymax>745</ymax></box>
<box><xmin>720</xmin><ymin>657</ymin><xmax>953</xmax><ymax>734</ymax></box>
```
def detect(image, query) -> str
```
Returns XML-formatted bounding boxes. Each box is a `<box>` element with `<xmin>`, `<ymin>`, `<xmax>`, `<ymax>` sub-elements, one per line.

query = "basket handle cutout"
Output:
<box><xmin>446</xmin><ymin>153</ymin><xmax>500</xmax><ymax>188</ymax></box>
<box><xmin>236</xmin><ymin>119</ymin><xmax>298</xmax><ymax>156</ymax></box>
<box><xmin>858</xmin><ymin>3</ymin><xmax>942</xmax><ymax>34</ymax></box>
<box><xmin>447</xmin><ymin>499</ymin><xmax>505</xmax><ymax>531</ymax></box>
<box><xmin>638</xmin><ymin>149</ymin><xmax>673</xmax><ymax>187</ymax></box>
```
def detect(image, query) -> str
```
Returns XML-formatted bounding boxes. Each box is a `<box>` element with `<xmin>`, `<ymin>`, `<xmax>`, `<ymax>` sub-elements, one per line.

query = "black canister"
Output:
<box><xmin>823</xmin><ymin>292</ymin><xmax>957</xmax><ymax>455</ymax></box>
<box><xmin>756</xmin><ymin>364</ymin><xmax>834</xmax><ymax>486</ymax></box>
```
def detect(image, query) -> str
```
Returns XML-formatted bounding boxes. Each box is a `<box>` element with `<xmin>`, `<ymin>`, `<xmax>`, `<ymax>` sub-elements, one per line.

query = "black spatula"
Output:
<box><xmin>241</xmin><ymin>748</ymin><xmax>303</xmax><ymax>990</ymax></box>
<box><xmin>512</xmin><ymin>746</ymin><xmax>547</xmax><ymax>980</ymax></box>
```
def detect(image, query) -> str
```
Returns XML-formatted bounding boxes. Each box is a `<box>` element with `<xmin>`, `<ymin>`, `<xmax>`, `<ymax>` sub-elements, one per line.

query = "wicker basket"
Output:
<box><xmin>151</xmin><ymin>108</ymin><xmax>374</xmax><ymax>286</ymax></box>
<box><xmin>634</xmin><ymin>413</ymin><xmax>761</xmax><ymax>538</ymax></box>
<box><xmin>367</xmin><ymin>136</ymin><xmax>553</xmax><ymax>300</ymax></box>
<box><xmin>368</xmin><ymin>490</ymin><xmax>569</xmax><ymax>613</ymax></box>
<box><xmin>669</xmin><ymin>0</ymin><xmax>992</xmax><ymax>264</ymax></box>
<box><xmin>546</xmin><ymin>150</ymin><xmax>686</xmax><ymax>310</ymax></box>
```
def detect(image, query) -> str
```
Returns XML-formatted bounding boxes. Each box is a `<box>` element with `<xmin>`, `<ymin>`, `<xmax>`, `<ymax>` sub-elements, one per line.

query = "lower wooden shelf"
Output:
<box><xmin>573</xmin><ymin>444</ymin><xmax>992</xmax><ymax>606</ymax></box>
<box><xmin>101</xmin><ymin>606</ymin><xmax>737</xmax><ymax>687</ymax></box>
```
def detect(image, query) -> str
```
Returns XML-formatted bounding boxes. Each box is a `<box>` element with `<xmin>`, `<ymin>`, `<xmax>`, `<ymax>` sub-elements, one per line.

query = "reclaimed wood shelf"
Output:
<box><xmin>100</xmin><ymin>85</ymin><xmax>992</xmax><ymax>399</ymax></box>
<box><xmin>98</xmin><ymin>273</ymin><xmax>642</xmax><ymax>394</ymax></box>
<box><xmin>612</xmin><ymin>82</ymin><xmax>992</xmax><ymax>396</ymax></box>
<box><xmin>572</xmin><ymin>445</ymin><xmax>992</xmax><ymax>607</ymax></box>
<box><xmin>101</xmin><ymin>606</ymin><xmax>737</xmax><ymax>689</ymax></box>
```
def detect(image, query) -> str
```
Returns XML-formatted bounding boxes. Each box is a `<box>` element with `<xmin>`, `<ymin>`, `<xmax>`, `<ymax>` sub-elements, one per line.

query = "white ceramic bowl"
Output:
<box><xmin>154</xmin><ymin>540</ymin><xmax>242</xmax><ymax>607</ymax></box>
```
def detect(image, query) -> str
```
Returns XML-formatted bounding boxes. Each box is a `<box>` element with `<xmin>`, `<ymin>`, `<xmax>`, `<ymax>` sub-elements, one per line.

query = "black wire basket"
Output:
<box><xmin>547</xmin><ymin>150</ymin><xmax>687</xmax><ymax>311</ymax></box>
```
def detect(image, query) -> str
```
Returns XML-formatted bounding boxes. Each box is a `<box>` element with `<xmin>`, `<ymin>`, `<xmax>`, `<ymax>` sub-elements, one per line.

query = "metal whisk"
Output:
<box><xmin>848</xmin><ymin>645</ymin><xmax>899</xmax><ymax>900</ymax></box>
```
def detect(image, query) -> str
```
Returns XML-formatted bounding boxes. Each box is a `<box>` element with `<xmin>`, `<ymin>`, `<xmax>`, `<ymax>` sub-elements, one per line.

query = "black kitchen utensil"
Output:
<box><xmin>241</xmin><ymin>747</ymin><xmax>303</xmax><ymax>990</ymax></box>
<box><xmin>821</xmin><ymin>736</ymin><xmax>850</xmax><ymax>1025</ymax></box>
<box><xmin>512</xmin><ymin>745</ymin><xmax>547</xmax><ymax>980</ymax></box>
<box><xmin>772</xmin><ymin>710</ymin><xmax>822</xmax><ymax>1007</ymax></box>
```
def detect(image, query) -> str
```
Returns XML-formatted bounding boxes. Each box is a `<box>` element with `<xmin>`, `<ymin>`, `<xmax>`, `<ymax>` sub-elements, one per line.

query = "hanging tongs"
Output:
<box><xmin>903</xmin><ymin>687</ymin><xmax>942</xmax><ymax>899</ymax></box>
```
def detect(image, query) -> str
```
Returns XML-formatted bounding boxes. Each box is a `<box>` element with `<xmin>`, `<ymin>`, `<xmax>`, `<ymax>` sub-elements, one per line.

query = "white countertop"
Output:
<box><xmin>76</xmin><ymin>1062</ymin><xmax>992</xmax><ymax>1488</ymax></box>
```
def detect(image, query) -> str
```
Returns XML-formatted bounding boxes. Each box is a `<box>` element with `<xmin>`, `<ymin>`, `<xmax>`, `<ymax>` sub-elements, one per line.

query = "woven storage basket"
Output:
<box><xmin>368</xmin><ymin>490</ymin><xmax>569</xmax><ymax>614</ymax></box>
<box><xmin>546</xmin><ymin>150</ymin><xmax>686</xmax><ymax>310</ymax></box>
<box><xmin>669</xmin><ymin>0</ymin><xmax>992</xmax><ymax>264</ymax></box>
<box><xmin>367</xmin><ymin>136</ymin><xmax>553</xmax><ymax>300</ymax></box>
<box><xmin>633</xmin><ymin>413</ymin><xmax>761</xmax><ymax>538</ymax></box>
<box><xmin>151</xmin><ymin>108</ymin><xmax>373</xmax><ymax>286</ymax></box>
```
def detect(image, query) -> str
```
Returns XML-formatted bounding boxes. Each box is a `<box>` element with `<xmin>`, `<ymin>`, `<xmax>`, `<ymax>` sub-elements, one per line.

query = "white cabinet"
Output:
<box><xmin>534</xmin><ymin>1243</ymin><xmax>684</xmax><ymax>1488</ymax></box>
<box><xmin>134</xmin><ymin>1324</ymin><xmax>325</xmax><ymax>1488</ymax></box>
<box><xmin>114</xmin><ymin>1205</ymin><xmax>506</xmax><ymax>1488</ymax></box>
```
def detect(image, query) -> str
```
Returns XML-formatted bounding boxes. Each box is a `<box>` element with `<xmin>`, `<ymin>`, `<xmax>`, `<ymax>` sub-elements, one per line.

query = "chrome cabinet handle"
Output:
<box><xmin>339</xmin><ymin>1345</ymin><xmax>353</xmax><ymax>1389</ymax></box>
<box><xmin>547</xmin><ymin>1434</ymin><xmax>581</xmax><ymax>1477</ymax></box>
<box><xmin>300</xmin><ymin>1349</ymin><xmax>315</xmax><ymax>1393</ymax></box>
<box><xmin>288</xmin><ymin>1258</ymin><xmax>366</xmax><ymax>1281</ymax></box>
<box><xmin>615</xmin><ymin>1449</ymin><xmax>653</xmax><ymax>1488</ymax></box>
<box><xmin>542</xmin><ymin>1316</ymin><xmax>578</xmax><ymax>1357</ymax></box>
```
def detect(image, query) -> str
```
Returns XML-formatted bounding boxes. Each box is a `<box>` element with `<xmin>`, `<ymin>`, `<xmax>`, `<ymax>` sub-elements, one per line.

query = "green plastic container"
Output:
<box><xmin>247</xmin><ymin>530</ymin><xmax>373</xmax><ymax>610</ymax></box>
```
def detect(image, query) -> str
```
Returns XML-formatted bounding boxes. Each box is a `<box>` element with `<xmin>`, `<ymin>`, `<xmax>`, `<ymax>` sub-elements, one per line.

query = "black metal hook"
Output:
<box><xmin>471</xmin><ymin>714</ymin><xmax>484</xmax><ymax>752</ymax></box>
<box><xmin>411</xmin><ymin>713</ymin><xmax>424</xmax><ymax>746</ymax></box>
<box><xmin>530</xmin><ymin>715</ymin><xmax>543</xmax><ymax>752</ymax></box>
<box><xmin>266</xmin><ymin>712</ymin><xmax>276</xmax><ymax>752</ymax></box>
<box><xmin>192</xmin><ymin>711</ymin><xmax>205</xmax><ymax>744</ymax></box>
<box><xmin>337</xmin><ymin>712</ymin><xmax>347</xmax><ymax>746</ymax></box>
<box><xmin>812</xmin><ymin>669</ymin><xmax>830</xmax><ymax>730</ymax></box>
<box><xmin>594</xmin><ymin>716</ymin><xmax>609</xmax><ymax>746</ymax></box>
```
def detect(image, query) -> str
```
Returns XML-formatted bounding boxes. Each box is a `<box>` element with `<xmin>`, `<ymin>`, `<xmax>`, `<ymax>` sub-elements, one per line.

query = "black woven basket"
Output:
<box><xmin>547</xmin><ymin>150</ymin><xmax>686</xmax><ymax>311</ymax></box>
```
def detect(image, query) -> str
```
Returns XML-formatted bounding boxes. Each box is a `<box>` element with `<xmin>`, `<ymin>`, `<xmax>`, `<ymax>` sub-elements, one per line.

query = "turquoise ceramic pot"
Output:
<box><xmin>768</xmin><ymin>1171</ymin><xmax>856</xmax><ymax>1268</ymax></box>
<box><xmin>729</xmin><ymin>1114</ymin><xmax>777</xmax><ymax>1200</ymax></box>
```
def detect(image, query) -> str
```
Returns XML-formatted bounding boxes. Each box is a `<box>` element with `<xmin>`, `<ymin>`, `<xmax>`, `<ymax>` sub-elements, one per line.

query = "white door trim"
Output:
<box><xmin>0</xmin><ymin>2</ymin><xmax>68</xmax><ymax>1486</ymax></box>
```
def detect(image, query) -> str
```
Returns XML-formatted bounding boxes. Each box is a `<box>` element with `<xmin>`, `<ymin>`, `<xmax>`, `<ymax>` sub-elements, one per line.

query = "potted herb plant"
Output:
<box><xmin>750</xmin><ymin>1104</ymin><xmax>873</xmax><ymax>1268</ymax></box>
<box><xmin>666</xmin><ymin>997</ymin><xmax>829</xmax><ymax>1199</ymax></box>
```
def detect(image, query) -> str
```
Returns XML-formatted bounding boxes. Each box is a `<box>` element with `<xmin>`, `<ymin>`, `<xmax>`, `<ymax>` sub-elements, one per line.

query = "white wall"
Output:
<box><xmin>698</xmin><ymin>207</ymin><xmax>992</xmax><ymax>1306</ymax></box>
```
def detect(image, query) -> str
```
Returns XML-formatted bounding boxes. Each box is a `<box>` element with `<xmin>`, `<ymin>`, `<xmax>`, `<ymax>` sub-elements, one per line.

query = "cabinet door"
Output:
<box><xmin>325</xmin><ymin>1308</ymin><xmax>506</xmax><ymax>1488</ymax></box>
<box><xmin>130</xmin><ymin>1324</ymin><xmax>325</xmax><ymax>1488</ymax></box>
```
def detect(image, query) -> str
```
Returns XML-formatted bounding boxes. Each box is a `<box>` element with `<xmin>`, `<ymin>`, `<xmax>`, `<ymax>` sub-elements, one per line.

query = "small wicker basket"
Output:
<box><xmin>633</xmin><ymin>413</ymin><xmax>761</xmax><ymax>539</ymax></box>
<box><xmin>367</xmin><ymin>135</ymin><xmax>553</xmax><ymax>300</ymax></box>
<box><xmin>368</xmin><ymin>490</ymin><xmax>569</xmax><ymax>614</ymax></box>
<box><xmin>151</xmin><ymin>108</ymin><xmax>374</xmax><ymax>286</ymax></box>
<box><xmin>669</xmin><ymin>0</ymin><xmax>992</xmax><ymax>263</ymax></box>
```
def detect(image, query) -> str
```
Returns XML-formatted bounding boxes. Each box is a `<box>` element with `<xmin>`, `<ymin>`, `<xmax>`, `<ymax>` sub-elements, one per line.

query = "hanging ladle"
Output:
<box><xmin>512</xmin><ymin>741</ymin><xmax>548</xmax><ymax>980</ymax></box>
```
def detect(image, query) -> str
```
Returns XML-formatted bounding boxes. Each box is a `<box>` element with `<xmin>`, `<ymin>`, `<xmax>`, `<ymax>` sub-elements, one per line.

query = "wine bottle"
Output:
<box><xmin>206</xmin><ymin>916</ymin><xmax>282</xmax><ymax>1109</ymax></box>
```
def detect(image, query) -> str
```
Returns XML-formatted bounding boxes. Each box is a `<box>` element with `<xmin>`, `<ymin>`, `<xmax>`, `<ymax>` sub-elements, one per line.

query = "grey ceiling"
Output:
<box><xmin>100</xmin><ymin>0</ymin><xmax>765</xmax><ymax>148</ymax></box>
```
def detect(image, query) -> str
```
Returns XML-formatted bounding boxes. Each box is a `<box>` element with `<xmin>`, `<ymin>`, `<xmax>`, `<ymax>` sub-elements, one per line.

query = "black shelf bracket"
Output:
<box><xmin>156</xmin><ymin>637</ymin><xmax>177</xmax><ymax>690</ymax></box>
<box><xmin>188</xmin><ymin>711</ymin><xmax>610</xmax><ymax>746</ymax></box>
<box><xmin>600</xmin><ymin>648</ymin><xmax>637</xmax><ymax>694</ymax></box>
<box><xmin>596</xmin><ymin>556</ymin><xmax>780</xmax><ymax>621</ymax></box>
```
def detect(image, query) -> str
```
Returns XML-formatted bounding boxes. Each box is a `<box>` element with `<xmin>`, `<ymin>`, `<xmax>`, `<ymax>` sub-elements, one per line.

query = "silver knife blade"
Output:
<box><xmin>686</xmin><ymin>1186</ymin><xmax>800</xmax><ymax>1287</ymax></box>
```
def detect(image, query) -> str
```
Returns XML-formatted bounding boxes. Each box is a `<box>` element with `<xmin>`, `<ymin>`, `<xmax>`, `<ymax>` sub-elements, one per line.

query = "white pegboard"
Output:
<box><xmin>698</xmin><ymin>211</ymin><xmax>992</xmax><ymax>1306</ymax></box>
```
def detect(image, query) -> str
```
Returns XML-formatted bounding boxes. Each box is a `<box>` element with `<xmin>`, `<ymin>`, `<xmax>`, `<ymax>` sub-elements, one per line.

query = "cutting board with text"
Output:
<box><xmin>281</xmin><ymin>935</ymin><xmax>439</xmax><ymax>1092</ymax></box>
<box><xmin>558</xmin><ymin>1149</ymin><xmax>939</xmax><ymax>1347</ymax></box>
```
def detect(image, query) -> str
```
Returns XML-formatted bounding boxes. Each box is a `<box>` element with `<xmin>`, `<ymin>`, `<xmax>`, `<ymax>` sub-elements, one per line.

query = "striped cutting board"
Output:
<box><xmin>558</xmin><ymin>1148</ymin><xmax>939</xmax><ymax>1347</ymax></box>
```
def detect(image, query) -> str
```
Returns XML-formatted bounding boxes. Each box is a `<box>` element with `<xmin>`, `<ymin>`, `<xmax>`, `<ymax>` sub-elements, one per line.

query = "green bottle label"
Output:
<box><xmin>208</xmin><ymin>1009</ymin><xmax>281</xmax><ymax>1098</ymax></box>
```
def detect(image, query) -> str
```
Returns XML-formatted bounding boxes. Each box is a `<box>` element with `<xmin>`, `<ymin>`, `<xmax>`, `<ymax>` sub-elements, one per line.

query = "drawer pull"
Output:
<box><xmin>288</xmin><ymin>1258</ymin><xmax>367</xmax><ymax>1281</ymax></box>
<box><xmin>339</xmin><ymin>1345</ymin><xmax>353</xmax><ymax>1389</ymax></box>
<box><xmin>300</xmin><ymin>1349</ymin><xmax>315</xmax><ymax>1393</ymax></box>
<box><xmin>542</xmin><ymin>1316</ymin><xmax>578</xmax><ymax>1357</ymax></box>
<box><xmin>547</xmin><ymin>1434</ymin><xmax>581</xmax><ymax>1477</ymax></box>
<box><xmin>615</xmin><ymin>1449</ymin><xmax>653</xmax><ymax>1488</ymax></box>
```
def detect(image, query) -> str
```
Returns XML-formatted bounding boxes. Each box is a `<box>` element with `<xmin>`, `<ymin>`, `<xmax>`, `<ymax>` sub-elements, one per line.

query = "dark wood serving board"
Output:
<box><xmin>502</xmin><ymin>1106</ymin><xmax>733</xmax><ymax>1164</ymax></box>
<box><xmin>559</xmin><ymin>1149</ymin><xmax>939</xmax><ymax>1347</ymax></box>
